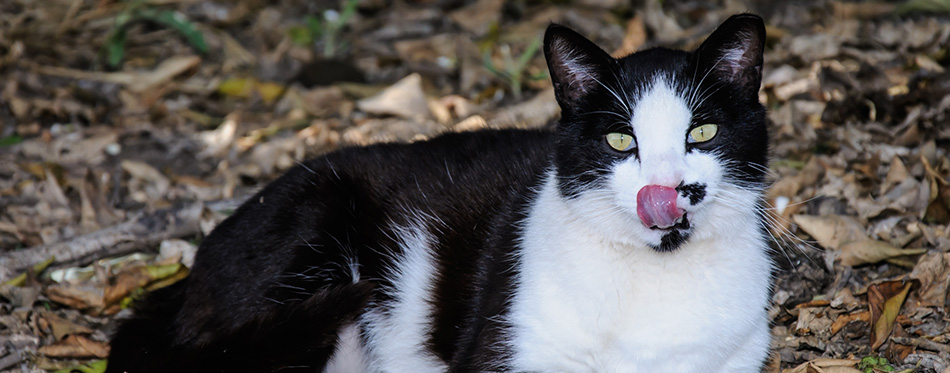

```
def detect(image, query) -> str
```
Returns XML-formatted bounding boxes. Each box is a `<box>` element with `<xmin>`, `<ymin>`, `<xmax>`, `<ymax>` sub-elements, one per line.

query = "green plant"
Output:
<box><xmin>103</xmin><ymin>0</ymin><xmax>207</xmax><ymax>68</ymax></box>
<box><xmin>857</xmin><ymin>356</ymin><xmax>896</xmax><ymax>373</ymax></box>
<box><xmin>289</xmin><ymin>0</ymin><xmax>359</xmax><ymax>58</ymax></box>
<box><xmin>482</xmin><ymin>36</ymin><xmax>544</xmax><ymax>100</ymax></box>
<box><xmin>0</xmin><ymin>134</ymin><xmax>22</xmax><ymax>147</ymax></box>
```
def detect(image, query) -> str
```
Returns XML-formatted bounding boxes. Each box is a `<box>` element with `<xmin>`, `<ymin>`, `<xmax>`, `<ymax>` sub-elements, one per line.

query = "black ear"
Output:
<box><xmin>544</xmin><ymin>24</ymin><xmax>614</xmax><ymax>109</ymax></box>
<box><xmin>693</xmin><ymin>14</ymin><xmax>766</xmax><ymax>93</ymax></box>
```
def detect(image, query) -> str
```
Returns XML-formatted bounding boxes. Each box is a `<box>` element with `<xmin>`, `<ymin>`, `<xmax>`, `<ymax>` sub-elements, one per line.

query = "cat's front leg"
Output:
<box><xmin>718</xmin><ymin>320</ymin><xmax>772</xmax><ymax>372</ymax></box>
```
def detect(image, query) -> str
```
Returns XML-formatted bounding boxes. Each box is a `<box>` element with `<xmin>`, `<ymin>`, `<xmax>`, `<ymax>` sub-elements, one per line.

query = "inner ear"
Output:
<box><xmin>693</xmin><ymin>14</ymin><xmax>765</xmax><ymax>91</ymax></box>
<box><xmin>544</xmin><ymin>24</ymin><xmax>614</xmax><ymax>108</ymax></box>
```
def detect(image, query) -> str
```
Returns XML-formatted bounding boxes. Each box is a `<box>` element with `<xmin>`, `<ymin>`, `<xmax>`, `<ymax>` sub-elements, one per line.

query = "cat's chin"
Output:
<box><xmin>641</xmin><ymin>212</ymin><xmax>690</xmax><ymax>252</ymax></box>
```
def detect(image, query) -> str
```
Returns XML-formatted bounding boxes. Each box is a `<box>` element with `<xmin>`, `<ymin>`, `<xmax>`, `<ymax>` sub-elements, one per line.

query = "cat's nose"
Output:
<box><xmin>636</xmin><ymin>185</ymin><xmax>685</xmax><ymax>229</ymax></box>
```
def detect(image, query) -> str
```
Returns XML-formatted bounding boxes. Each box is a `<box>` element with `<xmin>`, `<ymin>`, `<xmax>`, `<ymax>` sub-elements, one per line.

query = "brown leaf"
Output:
<box><xmin>868</xmin><ymin>281</ymin><xmax>912</xmax><ymax>350</ymax></box>
<box><xmin>45</xmin><ymin>284</ymin><xmax>105</xmax><ymax>311</ymax></box>
<box><xmin>793</xmin><ymin>214</ymin><xmax>867</xmax><ymax>250</ymax></box>
<box><xmin>837</xmin><ymin>240</ymin><xmax>927</xmax><ymax>267</ymax></box>
<box><xmin>104</xmin><ymin>263</ymin><xmax>184</xmax><ymax>305</ymax></box>
<box><xmin>40</xmin><ymin>312</ymin><xmax>93</xmax><ymax>340</ymax></box>
<box><xmin>830</xmin><ymin>311</ymin><xmax>869</xmax><ymax>336</ymax></box>
<box><xmin>613</xmin><ymin>14</ymin><xmax>646</xmax><ymax>57</ymax></box>
<box><xmin>922</xmin><ymin>154</ymin><xmax>950</xmax><ymax>224</ymax></box>
<box><xmin>37</xmin><ymin>335</ymin><xmax>109</xmax><ymax>358</ymax></box>
<box><xmin>357</xmin><ymin>73</ymin><xmax>431</xmax><ymax>120</ymax></box>
<box><xmin>448</xmin><ymin>0</ymin><xmax>503</xmax><ymax>37</ymax></box>
<box><xmin>908</xmin><ymin>251</ymin><xmax>950</xmax><ymax>307</ymax></box>
<box><xmin>103</xmin><ymin>266</ymin><xmax>153</xmax><ymax>306</ymax></box>
<box><xmin>795</xmin><ymin>307</ymin><xmax>834</xmax><ymax>337</ymax></box>
<box><xmin>783</xmin><ymin>358</ymin><xmax>861</xmax><ymax>373</ymax></box>
<box><xmin>882</xmin><ymin>156</ymin><xmax>911</xmax><ymax>194</ymax></box>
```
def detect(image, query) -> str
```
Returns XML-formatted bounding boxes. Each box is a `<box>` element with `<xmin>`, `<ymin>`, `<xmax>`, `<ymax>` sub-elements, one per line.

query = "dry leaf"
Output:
<box><xmin>830</xmin><ymin>311</ymin><xmax>869</xmax><ymax>336</ymax></box>
<box><xmin>357</xmin><ymin>73</ymin><xmax>431</xmax><ymax>120</ymax></box>
<box><xmin>104</xmin><ymin>263</ymin><xmax>184</xmax><ymax>305</ymax></box>
<box><xmin>795</xmin><ymin>307</ymin><xmax>834</xmax><ymax>337</ymax></box>
<box><xmin>45</xmin><ymin>284</ymin><xmax>105</xmax><ymax>311</ymax></box>
<box><xmin>882</xmin><ymin>156</ymin><xmax>911</xmax><ymax>194</ymax></box>
<box><xmin>783</xmin><ymin>358</ymin><xmax>861</xmax><ymax>373</ymax></box>
<box><xmin>837</xmin><ymin>240</ymin><xmax>927</xmax><ymax>267</ymax></box>
<box><xmin>121</xmin><ymin>160</ymin><xmax>171</xmax><ymax>203</ymax></box>
<box><xmin>868</xmin><ymin>281</ymin><xmax>912</xmax><ymax>350</ymax></box>
<box><xmin>448</xmin><ymin>0</ymin><xmax>503</xmax><ymax>37</ymax></box>
<box><xmin>908</xmin><ymin>251</ymin><xmax>950</xmax><ymax>306</ymax></box>
<box><xmin>40</xmin><ymin>312</ymin><xmax>93</xmax><ymax>340</ymax></box>
<box><xmin>613</xmin><ymin>14</ymin><xmax>646</xmax><ymax>57</ymax></box>
<box><xmin>37</xmin><ymin>335</ymin><xmax>109</xmax><ymax>358</ymax></box>
<box><xmin>35</xmin><ymin>55</ymin><xmax>200</xmax><ymax>93</ymax></box>
<box><xmin>794</xmin><ymin>214</ymin><xmax>867</xmax><ymax>250</ymax></box>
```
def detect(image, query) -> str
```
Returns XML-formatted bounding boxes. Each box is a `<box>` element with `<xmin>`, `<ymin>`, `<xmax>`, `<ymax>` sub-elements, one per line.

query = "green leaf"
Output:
<box><xmin>3</xmin><ymin>255</ymin><xmax>55</xmax><ymax>287</ymax></box>
<box><xmin>288</xmin><ymin>25</ymin><xmax>313</xmax><ymax>46</ymax></box>
<box><xmin>53</xmin><ymin>359</ymin><xmax>107</xmax><ymax>373</ymax></box>
<box><xmin>897</xmin><ymin>0</ymin><xmax>950</xmax><ymax>14</ymax></box>
<box><xmin>138</xmin><ymin>9</ymin><xmax>208</xmax><ymax>54</ymax></box>
<box><xmin>0</xmin><ymin>134</ymin><xmax>23</xmax><ymax>147</ymax></box>
<box><xmin>104</xmin><ymin>28</ymin><xmax>128</xmax><ymax>68</ymax></box>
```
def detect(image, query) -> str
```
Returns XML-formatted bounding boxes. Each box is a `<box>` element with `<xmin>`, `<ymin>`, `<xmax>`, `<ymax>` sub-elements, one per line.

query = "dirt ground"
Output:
<box><xmin>1</xmin><ymin>0</ymin><xmax>950</xmax><ymax>371</ymax></box>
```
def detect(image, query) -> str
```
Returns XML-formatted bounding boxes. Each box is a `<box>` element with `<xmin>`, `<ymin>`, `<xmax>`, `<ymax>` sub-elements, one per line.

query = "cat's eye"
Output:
<box><xmin>606</xmin><ymin>132</ymin><xmax>636</xmax><ymax>152</ymax></box>
<box><xmin>688</xmin><ymin>124</ymin><xmax>719</xmax><ymax>144</ymax></box>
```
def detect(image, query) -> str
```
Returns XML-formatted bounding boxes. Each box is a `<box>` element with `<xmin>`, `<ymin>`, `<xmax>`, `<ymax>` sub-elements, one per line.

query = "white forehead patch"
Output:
<box><xmin>630</xmin><ymin>78</ymin><xmax>693</xmax><ymax>157</ymax></box>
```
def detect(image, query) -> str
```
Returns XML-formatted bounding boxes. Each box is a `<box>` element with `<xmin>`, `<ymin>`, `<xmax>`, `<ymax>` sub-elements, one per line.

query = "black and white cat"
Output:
<box><xmin>108</xmin><ymin>14</ymin><xmax>772</xmax><ymax>373</ymax></box>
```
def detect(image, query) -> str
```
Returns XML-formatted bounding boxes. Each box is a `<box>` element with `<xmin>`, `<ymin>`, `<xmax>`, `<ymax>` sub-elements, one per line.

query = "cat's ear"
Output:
<box><xmin>693</xmin><ymin>13</ymin><xmax>766</xmax><ymax>93</ymax></box>
<box><xmin>544</xmin><ymin>24</ymin><xmax>613</xmax><ymax>108</ymax></box>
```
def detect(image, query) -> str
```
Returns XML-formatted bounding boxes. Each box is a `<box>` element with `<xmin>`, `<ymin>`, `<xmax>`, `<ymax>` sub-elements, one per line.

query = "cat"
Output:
<box><xmin>107</xmin><ymin>13</ymin><xmax>772</xmax><ymax>373</ymax></box>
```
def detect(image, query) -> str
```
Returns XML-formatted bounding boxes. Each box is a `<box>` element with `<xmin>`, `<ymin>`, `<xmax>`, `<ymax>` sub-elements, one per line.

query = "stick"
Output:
<box><xmin>0</xmin><ymin>198</ymin><xmax>244</xmax><ymax>281</ymax></box>
<box><xmin>891</xmin><ymin>336</ymin><xmax>950</xmax><ymax>354</ymax></box>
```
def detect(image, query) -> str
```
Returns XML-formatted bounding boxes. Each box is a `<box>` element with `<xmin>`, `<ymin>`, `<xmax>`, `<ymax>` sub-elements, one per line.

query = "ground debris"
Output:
<box><xmin>1</xmin><ymin>0</ymin><xmax>949</xmax><ymax>370</ymax></box>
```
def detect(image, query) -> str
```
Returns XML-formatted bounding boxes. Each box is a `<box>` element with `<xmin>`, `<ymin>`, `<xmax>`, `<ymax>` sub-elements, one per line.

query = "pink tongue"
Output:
<box><xmin>637</xmin><ymin>185</ymin><xmax>683</xmax><ymax>229</ymax></box>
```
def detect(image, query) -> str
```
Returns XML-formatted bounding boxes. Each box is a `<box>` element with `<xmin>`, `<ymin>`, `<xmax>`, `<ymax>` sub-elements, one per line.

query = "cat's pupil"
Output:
<box><xmin>606</xmin><ymin>132</ymin><xmax>636</xmax><ymax>152</ymax></box>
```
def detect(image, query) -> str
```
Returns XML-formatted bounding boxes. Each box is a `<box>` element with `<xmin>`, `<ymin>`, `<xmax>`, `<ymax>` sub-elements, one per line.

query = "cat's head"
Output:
<box><xmin>544</xmin><ymin>14</ymin><xmax>768</xmax><ymax>252</ymax></box>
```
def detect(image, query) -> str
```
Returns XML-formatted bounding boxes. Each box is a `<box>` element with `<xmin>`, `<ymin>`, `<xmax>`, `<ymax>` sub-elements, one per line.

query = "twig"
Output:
<box><xmin>891</xmin><ymin>336</ymin><xmax>950</xmax><ymax>354</ymax></box>
<box><xmin>0</xmin><ymin>198</ymin><xmax>245</xmax><ymax>281</ymax></box>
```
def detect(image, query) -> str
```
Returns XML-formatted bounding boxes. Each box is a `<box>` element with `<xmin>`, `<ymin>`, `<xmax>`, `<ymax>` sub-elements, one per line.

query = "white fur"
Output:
<box><xmin>507</xmin><ymin>78</ymin><xmax>772</xmax><ymax>372</ymax></box>
<box><xmin>358</xmin><ymin>219</ymin><xmax>447</xmax><ymax>372</ymax></box>
<box><xmin>324</xmin><ymin>324</ymin><xmax>371</xmax><ymax>373</ymax></box>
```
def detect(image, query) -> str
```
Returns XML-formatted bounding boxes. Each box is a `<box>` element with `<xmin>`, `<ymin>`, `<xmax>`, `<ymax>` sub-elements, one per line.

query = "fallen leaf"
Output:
<box><xmin>783</xmin><ymin>358</ymin><xmax>861</xmax><ymax>373</ymax></box>
<box><xmin>794</xmin><ymin>214</ymin><xmax>867</xmax><ymax>250</ymax></box>
<box><xmin>908</xmin><ymin>251</ymin><xmax>950</xmax><ymax>306</ymax></box>
<box><xmin>121</xmin><ymin>160</ymin><xmax>171</xmax><ymax>204</ymax></box>
<box><xmin>830</xmin><ymin>311</ymin><xmax>870</xmax><ymax>335</ymax></box>
<box><xmin>613</xmin><ymin>14</ymin><xmax>646</xmax><ymax>57</ymax></box>
<box><xmin>357</xmin><ymin>73</ymin><xmax>431</xmax><ymax>120</ymax></box>
<box><xmin>448</xmin><ymin>0</ymin><xmax>503</xmax><ymax>37</ymax></box>
<box><xmin>40</xmin><ymin>312</ymin><xmax>93</xmax><ymax>340</ymax></box>
<box><xmin>868</xmin><ymin>281</ymin><xmax>912</xmax><ymax>350</ymax></box>
<box><xmin>35</xmin><ymin>55</ymin><xmax>200</xmax><ymax>93</ymax></box>
<box><xmin>104</xmin><ymin>263</ymin><xmax>183</xmax><ymax>305</ymax></box>
<box><xmin>837</xmin><ymin>240</ymin><xmax>927</xmax><ymax>267</ymax></box>
<box><xmin>795</xmin><ymin>307</ymin><xmax>834</xmax><ymax>337</ymax></box>
<box><xmin>217</xmin><ymin>77</ymin><xmax>285</xmax><ymax>103</ymax></box>
<box><xmin>37</xmin><ymin>335</ymin><xmax>109</xmax><ymax>358</ymax></box>
<box><xmin>0</xmin><ymin>284</ymin><xmax>42</xmax><ymax>308</ymax></box>
<box><xmin>45</xmin><ymin>284</ymin><xmax>105</xmax><ymax>311</ymax></box>
<box><xmin>52</xmin><ymin>359</ymin><xmax>107</xmax><ymax>373</ymax></box>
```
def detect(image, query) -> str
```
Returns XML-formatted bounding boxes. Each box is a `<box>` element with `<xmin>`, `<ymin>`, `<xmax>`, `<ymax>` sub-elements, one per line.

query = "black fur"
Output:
<box><xmin>108</xmin><ymin>14</ymin><xmax>768</xmax><ymax>372</ymax></box>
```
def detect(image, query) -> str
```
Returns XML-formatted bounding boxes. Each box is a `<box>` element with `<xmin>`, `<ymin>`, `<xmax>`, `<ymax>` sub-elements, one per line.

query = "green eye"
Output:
<box><xmin>606</xmin><ymin>132</ymin><xmax>636</xmax><ymax>152</ymax></box>
<box><xmin>688</xmin><ymin>124</ymin><xmax>718</xmax><ymax>143</ymax></box>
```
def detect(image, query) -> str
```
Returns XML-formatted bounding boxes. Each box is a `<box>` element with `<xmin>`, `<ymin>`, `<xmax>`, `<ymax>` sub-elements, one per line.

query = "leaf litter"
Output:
<box><xmin>2</xmin><ymin>0</ymin><xmax>950</xmax><ymax>371</ymax></box>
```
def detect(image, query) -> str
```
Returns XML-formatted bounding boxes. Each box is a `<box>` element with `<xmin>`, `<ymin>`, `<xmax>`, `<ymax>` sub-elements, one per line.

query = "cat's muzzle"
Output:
<box><xmin>636</xmin><ymin>185</ymin><xmax>687</xmax><ymax>230</ymax></box>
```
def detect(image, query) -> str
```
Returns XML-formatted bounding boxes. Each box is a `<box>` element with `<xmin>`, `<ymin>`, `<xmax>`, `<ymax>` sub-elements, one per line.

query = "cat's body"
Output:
<box><xmin>108</xmin><ymin>14</ymin><xmax>772</xmax><ymax>373</ymax></box>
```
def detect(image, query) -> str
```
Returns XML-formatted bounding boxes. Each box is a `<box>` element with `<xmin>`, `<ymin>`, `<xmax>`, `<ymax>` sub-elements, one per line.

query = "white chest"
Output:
<box><xmin>507</xmin><ymin>180</ymin><xmax>772</xmax><ymax>372</ymax></box>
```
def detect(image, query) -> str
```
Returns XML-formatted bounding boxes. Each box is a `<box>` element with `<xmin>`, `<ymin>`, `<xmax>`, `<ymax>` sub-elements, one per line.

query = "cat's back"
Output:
<box><xmin>306</xmin><ymin>128</ymin><xmax>553</xmax><ymax>210</ymax></box>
